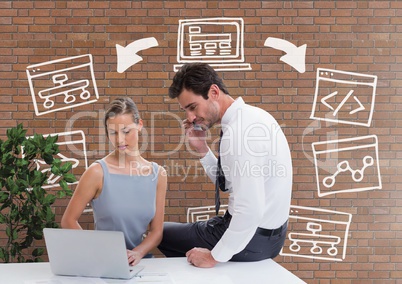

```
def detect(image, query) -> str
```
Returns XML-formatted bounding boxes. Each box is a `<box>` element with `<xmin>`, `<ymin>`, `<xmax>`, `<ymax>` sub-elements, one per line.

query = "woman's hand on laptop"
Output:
<box><xmin>127</xmin><ymin>250</ymin><xmax>142</xmax><ymax>266</ymax></box>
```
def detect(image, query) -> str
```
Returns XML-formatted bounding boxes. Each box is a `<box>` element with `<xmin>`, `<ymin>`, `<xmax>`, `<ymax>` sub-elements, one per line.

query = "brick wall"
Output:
<box><xmin>1</xmin><ymin>1</ymin><xmax>401</xmax><ymax>282</ymax></box>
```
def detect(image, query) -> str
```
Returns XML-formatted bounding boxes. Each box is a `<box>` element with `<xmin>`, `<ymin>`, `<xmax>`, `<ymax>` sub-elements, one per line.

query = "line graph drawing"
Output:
<box><xmin>312</xmin><ymin>135</ymin><xmax>382</xmax><ymax>197</ymax></box>
<box><xmin>322</xmin><ymin>156</ymin><xmax>374</xmax><ymax>188</ymax></box>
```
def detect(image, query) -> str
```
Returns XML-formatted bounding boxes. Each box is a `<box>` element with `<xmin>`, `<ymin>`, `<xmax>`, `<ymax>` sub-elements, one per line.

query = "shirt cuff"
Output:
<box><xmin>211</xmin><ymin>240</ymin><xmax>232</xmax><ymax>262</ymax></box>
<box><xmin>199</xmin><ymin>147</ymin><xmax>215</xmax><ymax>165</ymax></box>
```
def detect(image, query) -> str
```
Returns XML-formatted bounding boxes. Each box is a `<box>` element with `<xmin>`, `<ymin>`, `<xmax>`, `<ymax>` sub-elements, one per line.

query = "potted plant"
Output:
<box><xmin>0</xmin><ymin>124</ymin><xmax>76</xmax><ymax>263</ymax></box>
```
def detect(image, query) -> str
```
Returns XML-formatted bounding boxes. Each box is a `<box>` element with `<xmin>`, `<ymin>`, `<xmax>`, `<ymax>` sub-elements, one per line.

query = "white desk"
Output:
<box><xmin>0</xmin><ymin>257</ymin><xmax>305</xmax><ymax>284</ymax></box>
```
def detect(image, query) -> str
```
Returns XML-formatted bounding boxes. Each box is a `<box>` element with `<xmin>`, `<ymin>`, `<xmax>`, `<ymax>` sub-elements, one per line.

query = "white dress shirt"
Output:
<box><xmin>200</xmin><ymin>97</ymin><xmax>293</xmax><ymax>262</ymax></box>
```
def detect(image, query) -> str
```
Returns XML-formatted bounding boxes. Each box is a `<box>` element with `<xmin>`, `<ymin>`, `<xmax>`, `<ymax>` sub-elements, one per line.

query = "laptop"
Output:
<box><xmin>43</xmin><ymin>228</ymin><xmax>145</xmax><ymax>279</ymax></box>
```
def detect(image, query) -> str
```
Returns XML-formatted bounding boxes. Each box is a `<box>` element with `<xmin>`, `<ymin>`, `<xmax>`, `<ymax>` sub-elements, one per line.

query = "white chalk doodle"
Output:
<box><xmin>186</xmin><ymin>204</ymin><xmax>228</xmax><ymax>223</ymax></box>
<box><xmin>26</xmin><ymin>54</ymin><xmax>99</xmax><ymax>116</ymax></box>
<box><xmin>24</xmin><ymin>130</ymin><xmax>88</xmax><ymax>190</ymax></box>
<box><xmin>116</xmin><ymin>37</ymin><xmax>159</xmax><ymax>73</ymax></box>
<box><xmin>312</xmin><ymin>135</ymin><xmax>382</xmax><ymax>197</ymax></box>
<box><xmin>280</xmin><ymin>205</ymin><xmax>352</xmax><ymax>262</ymax></box>
<box><xmin>310</xmin><ymin>68</ymin><xmax>377</xmax><ymax>127</ymax></box>
<box><xmin>264</xmin><ymin>37</ymin><xmax>307</xmax><ymax>73</ymax></box>
<box><xmin>174</xmin><ymin>17</ymin><xmax>251</xmax><ymax>72</ymax></box>
<box><xmin>322</xmin><ymin>156</ymin><xmax>374</xmax><ymax>188</ymax></box>
<box><xmin>288</xmin><ymin>222</ymin><xmax>341</xmax><ymax>256</ymax></box>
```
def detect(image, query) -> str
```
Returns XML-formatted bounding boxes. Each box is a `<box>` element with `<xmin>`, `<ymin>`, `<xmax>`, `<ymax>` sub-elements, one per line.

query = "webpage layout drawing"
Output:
<box><xmin>25</xmin><ymin>131</ymin><xmax>88</xmax><ymax>189</ymax></box>
<box><xmin>312</xmin><ymin>135</ymin><xmax>381</xmax><ymax>197</ymax></box>
<box><xmin>280</xmin><ymin>205</ymin><xmax>352</xmax><ymax>262</ymax></box>
<box><xmin>174</xmin><ymin>17</ymin><xmax>251</xmax><ymax>72</ymax></box>
<box><xmin>310</xmin><ymin>68</ymin><xmax>377</xmax><ymax>127</ymax></box>
<box><xmin>26</xmin><ymin>54</ymin><xmax>99</xmax><ymax>116</ymax></box>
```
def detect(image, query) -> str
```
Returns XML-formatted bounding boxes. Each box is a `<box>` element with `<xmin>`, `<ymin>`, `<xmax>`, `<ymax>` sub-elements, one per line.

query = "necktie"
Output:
<box><xmin>215</xmin><ymin>130</ymin><xmax>227</xmax><ymax>215</ymax></box>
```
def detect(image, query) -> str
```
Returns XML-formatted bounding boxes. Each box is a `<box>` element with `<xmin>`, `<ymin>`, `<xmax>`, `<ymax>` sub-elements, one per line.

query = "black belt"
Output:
<box><xmin>223</xmin><ymin>211</ymin><xmax>287</xmax><ymax>237</ymax></box>
<box><xmin>256</xmin><ymin>221</ymin><xmax>288</xmax><ymax>237</ymax></box>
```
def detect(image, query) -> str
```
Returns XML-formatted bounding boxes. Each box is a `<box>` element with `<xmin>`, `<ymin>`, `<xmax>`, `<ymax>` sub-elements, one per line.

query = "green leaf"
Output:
<box><xmin>16</xmin><ymin>158</ymin><xmax>29</xmax><ymax>168</ymax></box>
<box><xmin>60</xmin><ymin>162</ymin><xmax>73</xmax><ymax>173</ymax></box>
<box><xmin>45</xmin><ymin>206</ymin><xmax>55</xmax><ymax>222</ymax></box>
<box><xmin>5</xmin><ymin>226</ymin><xmax>11</xmax><ymax>237</ymax></box>
<box><xmin>6</xmin><ymin>178</ymin><xmax>19</xmax><ymax>194</ymax></box>
<box><xmin>57</xmin><ymin>190</ymin><xmax>66</xmax><ymax>198</ymax></box>
<box><xmin>1</xmin><ymin>152</ymin><xmax>15</xmax><ymax>165</ymax></box>
<box><xmin>32</xmin><ymin>248</ymin><xmax>44</xmax><ymax>257</ymax></box>
<box><xmin>0</xmin><ymin>213</ymin><xmax>6</xmax><ymax>223</ymax></box>
<box><xmin>59</xmin><ymin>180</ymin><xmax>68</xmax><ymax>191</ymax></box>
<box><xmin>63</xmin><ymin>173</ymin><xmax>76</xmax><ymax>183</ymax></box>
<box><xmin>42</xmin><ymin>153</ymin><xmax>53</xmax><ymax>164</ymax></box>
<box><xmin>0</xmin><ymin>247</ymin><xmax>5</xmax><ymax>261</ymax></box>
<box><xmin>12</xmin><ymin>229</ymin><xmax>18</xmax><ymax>240</ymax></box>
<box><xmin>30</xmin><ymin>170</ymin><xmax>46</xmax><ymax>187</ymax></box>
<box><xmin>46</xmin><ymin>134</ymin><xmax>58</xmax><ymax>145</ymax></box>
<box><xmin>32</xmin><ymin>228</ymin><xmax>43</xmax><ymax>240</ymax></box>
<box><xmin>52</xmin><ymin>158</ymin><xmax>61</xmax><ymax>167</ymax></box>
<box><xmin>50</xmin><ymin>165</ymin><xmax>61</xmax><ymax>176</ymax></box>
<box><xmin>44</xmin><ymin>194</ymin><xmax>56</xmax><ymax>205</ymax></box>
<box><xmin>0</xmin><ymin>192</ymin><xmax>9</xmax><ymax>203</ymax></box>
<box><xmin>33</xmin><ymin>187</ymin><xmax>45</xmax><ymax>203</ymax></box>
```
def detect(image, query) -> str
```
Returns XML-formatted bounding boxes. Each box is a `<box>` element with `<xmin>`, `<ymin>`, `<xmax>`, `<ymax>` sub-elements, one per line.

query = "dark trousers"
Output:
<box><xmin>158</xmin><ymin>212</ymin><xmax>287</xmax><ymax>262</ymax></box>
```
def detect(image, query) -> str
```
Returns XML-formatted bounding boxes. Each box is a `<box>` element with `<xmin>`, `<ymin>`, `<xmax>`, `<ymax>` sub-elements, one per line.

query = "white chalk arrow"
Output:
<box><xmin>116</xmin><ymin>37</ymin><xmax>159</xmax><ymax>73</ymax></box>
<box><xmin>264</xmin><ymin>37</ymin><xmax>307</xmax><ymax>73</ymax></box>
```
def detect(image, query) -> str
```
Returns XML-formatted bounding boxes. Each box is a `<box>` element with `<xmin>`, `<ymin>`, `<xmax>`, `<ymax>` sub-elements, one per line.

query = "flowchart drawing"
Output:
<box><xmin>25</xmin><ymin>130</ymin><xmax>88</xmax><ymax>190</ymax></box>
<box><xmin>312</xmin><ymin>135</ymin><xmax>382</xmax><ymax>197</ymax></box>
<box><xmin>310</xmin><ymin>68</ymin><xmax>377</xmax><ymax>127</ymax></box>
<box><xmin>174</xmin><ymin>17</ymin><xmax>251</xmax><ymax>72</ymax></box>
<box><xmin>116</xmin><ymin>37</ymin><xmax>159</xmax><ymax>73</ymax></box>
<box><xmin>280</xmin><ymin>205</ymin><xmax>352</xmax><ymax>262</ymax></box>
<box><xmin>264</xmin><ymin>37</ymin><xmax>307</xmax><ymax>73</ymax></box>
<box><xmin>26</xmin><ymin>54</ymin><xmax>99</xmax><ymax>116</ymax></box>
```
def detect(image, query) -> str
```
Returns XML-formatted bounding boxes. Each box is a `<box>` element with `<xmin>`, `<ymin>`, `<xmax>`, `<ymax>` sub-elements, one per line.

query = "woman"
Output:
<box><xmin>61</xmin><ymin>97</ymin><xmax>167</xmax><ymax>266</ymax></box>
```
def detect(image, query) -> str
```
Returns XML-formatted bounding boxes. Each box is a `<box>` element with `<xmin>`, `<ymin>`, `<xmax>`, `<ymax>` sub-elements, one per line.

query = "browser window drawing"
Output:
<box><xmin>24</xmin><ymin>130</ymin><xmax>88</xmax><ymax>190</ymax></box>
<box><xmin>310</xmin><ymin>68</ymin><xmax>377</xmax><ymax>127</ymax></box>
<box><xmin>280</xmin><ymin>205</ymin><xmax>352</xmax><ymax>262</ymax></box>
<box><xmin>26</xmin><ymin>54</ymin><xmax>99</xmax><ymax>116</ymax></box>
<box><xmin>174</xmin><ymin>17</ymin><xmax>251</xmax><ymax>72</ymax></box>
<box><xmin>312</xmin><ymin>135</ymin><xmax>382</xmax><ymax>197</ymax></box>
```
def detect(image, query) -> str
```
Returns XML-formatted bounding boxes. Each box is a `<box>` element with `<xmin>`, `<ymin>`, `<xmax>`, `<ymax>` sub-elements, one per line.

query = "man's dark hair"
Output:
<box><xmin>168</xmin><ymin>63</ymin><xmax>229</xmax><ymax>100</ymax></box>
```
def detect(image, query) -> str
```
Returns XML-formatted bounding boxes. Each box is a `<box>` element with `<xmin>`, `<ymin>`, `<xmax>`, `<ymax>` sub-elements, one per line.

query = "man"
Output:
<box><xmin>158</xmin><ymin>63</ymin><xmax>292</xmax><ymax>268</ymax></box>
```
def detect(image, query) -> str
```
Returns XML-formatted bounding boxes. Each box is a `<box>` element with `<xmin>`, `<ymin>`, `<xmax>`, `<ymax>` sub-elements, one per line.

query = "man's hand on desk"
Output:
<box><xmin>186</xmin><ymin>247</ymin><xmax>218</xmax><ymax>268</ymax></box>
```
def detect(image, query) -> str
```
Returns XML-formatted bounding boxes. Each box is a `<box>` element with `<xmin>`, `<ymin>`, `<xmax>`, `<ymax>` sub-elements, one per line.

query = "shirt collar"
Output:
<box><xmin>221</xmin><ymin>97</ymin><xmax>245</xmax><ymax>127</ymax></box>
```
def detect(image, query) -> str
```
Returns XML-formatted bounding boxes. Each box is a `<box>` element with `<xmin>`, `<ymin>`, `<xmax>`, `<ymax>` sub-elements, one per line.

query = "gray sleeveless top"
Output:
<box><xmin>91</xmin><ymin>159</ymin><xmax>159</xmax><ymax>250</ymax></box>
